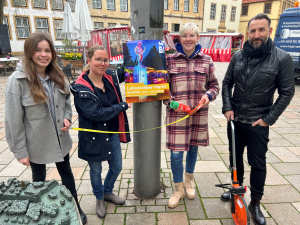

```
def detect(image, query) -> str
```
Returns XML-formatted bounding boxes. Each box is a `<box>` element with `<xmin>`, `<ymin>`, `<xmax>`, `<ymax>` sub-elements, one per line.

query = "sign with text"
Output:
<box><xmin>123</xmin><ymin>40</ymin><xmax>170</xmax><ymax>103</ymax></box>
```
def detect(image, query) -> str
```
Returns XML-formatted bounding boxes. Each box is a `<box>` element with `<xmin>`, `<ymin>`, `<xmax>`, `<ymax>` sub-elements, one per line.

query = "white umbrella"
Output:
<box><xmin>73</xmin><ymin>0</ymin><xmax>93</xmax><ymax>42</ymax></box>
<box><xmin>73</xmin><ymin>0</ymin><xmax>93</xmax><ymax>64</ymax></box>
<box><xmin>62</xmin><ymin>2</ymin><xmax>76</xmax><ymax>40</ymax></box>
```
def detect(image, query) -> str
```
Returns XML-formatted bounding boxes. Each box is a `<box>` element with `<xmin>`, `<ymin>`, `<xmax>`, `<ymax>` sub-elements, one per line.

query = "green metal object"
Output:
<box><xmin>0</xmin><ymin>178</ymin><xmax>81</xmax><ymax>225</ymax></box>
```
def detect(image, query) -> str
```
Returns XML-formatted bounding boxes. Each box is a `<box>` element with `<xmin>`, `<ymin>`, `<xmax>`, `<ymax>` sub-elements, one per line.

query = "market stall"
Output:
<box><xmin>165</xmin><ymin>32</ymin><xmax>244</xmax><ymax>62</ymax></box>
<box><xmin>89</xmin><ymin>26</ymin><xmax>130</xmax><ymax>61</ymax></box>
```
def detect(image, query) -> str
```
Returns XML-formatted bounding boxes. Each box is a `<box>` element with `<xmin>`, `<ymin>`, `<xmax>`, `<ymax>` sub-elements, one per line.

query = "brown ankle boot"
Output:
<box><xmin>168</xmin><ymin>182</ymin><xmax>185</xmax><ymax>208</ymax></box>
<box><xmin>184</xmin><ymin>172</ymin><xmax>196</xmax><ymax>199</ymax></box>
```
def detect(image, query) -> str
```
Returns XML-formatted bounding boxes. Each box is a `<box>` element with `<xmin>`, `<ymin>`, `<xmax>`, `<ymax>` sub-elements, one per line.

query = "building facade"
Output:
<box><xmin>239</xmin><ymin>0</ymin><xmax>297</xmax><ymax>41</ymax></box>
<box><xmin>89</xmin><ymin>0</ymin><xmax>131</xmax><ymax>30</ymax></box>
<box><xmin>3</xmin><ymin>0</ymin><xmax>207</xmax><ymax>54</ymax></box>
<box><xmin>163</xmin><ymin>0</ymin><xmax>204</xmax><ymax>32</ymax></box>
<box><xmin>202</xmin><ymin>0</ymin><xmax>242</xmax><ymax>33</ymax></box>
<box><xmin>3</xmin><ymin>0</ymin><xmax>251</xmax><ymax>54</ymax></box>
<box><xmin>3</xmin><ymin>0</ymin><xmax>78</xmax><ymax>54</ymax></box>
<box><xmin>91</xmin><ymin>0</ymin><xmax>205</xmax><ymax>33</ymax></box>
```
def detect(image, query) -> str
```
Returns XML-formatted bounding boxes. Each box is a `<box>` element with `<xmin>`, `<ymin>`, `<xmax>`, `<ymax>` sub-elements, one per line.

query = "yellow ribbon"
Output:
<box><xmin>70</xmin><ymin>100</ymin><xmax>205</xmax><ymax>134</ymax></box>
<box><xmin>71</xmin><ymin>114</ymin><xmax>190</xmax><ymax>134</ymax></box>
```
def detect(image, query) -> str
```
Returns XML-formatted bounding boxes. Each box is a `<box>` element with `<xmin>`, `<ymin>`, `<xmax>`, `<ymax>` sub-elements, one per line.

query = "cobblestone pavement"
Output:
<box><xmin>0</xmin><ymin>62</ymin><xmax>300</xmax><ymax>225</ymax></box>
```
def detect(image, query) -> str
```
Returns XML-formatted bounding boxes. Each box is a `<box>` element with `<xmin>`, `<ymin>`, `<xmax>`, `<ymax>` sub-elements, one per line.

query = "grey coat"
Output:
<box><xmin>5</xmin><ymin>70</ymin><xmax>72</xmax><ymax>164</ymax></box>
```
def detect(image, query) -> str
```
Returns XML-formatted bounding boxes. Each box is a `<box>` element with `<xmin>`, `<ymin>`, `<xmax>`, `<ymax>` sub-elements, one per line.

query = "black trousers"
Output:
<box><xmin>30</xmin><ymin>154</ymin><xmax>77</xmax><ymax>196</ymax></box>
<box><xmin>227</xmin><ymin>121</ymin><xmax>269</xmax><ymax>200</ymax></box>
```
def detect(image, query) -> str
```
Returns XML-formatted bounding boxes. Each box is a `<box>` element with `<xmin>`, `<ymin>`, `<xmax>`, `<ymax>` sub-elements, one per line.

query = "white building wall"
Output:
<box><xmin>202</xmin><ymin>0</ymin><xmax>242</xmax><ymax>33</ymax></box>
<box><xmin>4</xmin><ymin>0</ymin><xmax>66</xmax><ymax>53</ymax></box>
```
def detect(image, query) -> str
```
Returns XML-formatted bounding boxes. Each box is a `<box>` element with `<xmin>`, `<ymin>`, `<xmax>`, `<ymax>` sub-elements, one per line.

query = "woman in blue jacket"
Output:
<box><xmin>70</xmin><ymin>45</ymin><xmax>131</xmax><ymax>219</ymax></box>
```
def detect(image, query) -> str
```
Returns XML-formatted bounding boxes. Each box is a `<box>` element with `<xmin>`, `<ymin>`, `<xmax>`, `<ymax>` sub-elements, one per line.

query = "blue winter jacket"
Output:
<box><xmin>70</xmin><ymin>68</ymin><xmax>131</xmax><ymax>162</ymax></box>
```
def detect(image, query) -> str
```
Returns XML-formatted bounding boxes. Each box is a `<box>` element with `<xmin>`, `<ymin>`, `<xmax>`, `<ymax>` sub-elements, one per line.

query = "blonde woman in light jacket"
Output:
<box><xmin>5</xmin><ymin>33</ymin><xmax>87</xmax><ymax>224</ymax></box>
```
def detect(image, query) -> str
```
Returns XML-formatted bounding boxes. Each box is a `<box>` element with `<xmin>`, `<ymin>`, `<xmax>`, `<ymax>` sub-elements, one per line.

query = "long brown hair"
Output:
<box><xmin>23</xmin><ymin>32</ymin><xmax>67</xmax><ymax>103</ymax></box>
<box><xmin>83</xmin><ymin>45</ymin><xmax>108</xmax><ymax>71</ymax></box>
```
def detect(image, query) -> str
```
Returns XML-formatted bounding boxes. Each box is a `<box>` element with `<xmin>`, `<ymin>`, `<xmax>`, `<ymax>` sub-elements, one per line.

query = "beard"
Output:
<box><xmin>249</xmin><ymin>36</ymin><xmax>269</xmax><ymax>49</ymax></box>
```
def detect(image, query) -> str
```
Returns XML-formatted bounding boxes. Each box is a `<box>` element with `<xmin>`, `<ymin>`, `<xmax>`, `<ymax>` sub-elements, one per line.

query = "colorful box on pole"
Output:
<box><xmin>123</xmin><ymin>40</ymin><xmax>170</xmax><ymax>103</ymax></box>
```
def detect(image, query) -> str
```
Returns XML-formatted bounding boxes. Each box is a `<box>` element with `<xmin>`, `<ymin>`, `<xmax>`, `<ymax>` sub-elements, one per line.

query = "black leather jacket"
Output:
<box><xmin>222</xmin><ymin>45</ymin><xmax>295</xmax><ymax>125</ymax></box>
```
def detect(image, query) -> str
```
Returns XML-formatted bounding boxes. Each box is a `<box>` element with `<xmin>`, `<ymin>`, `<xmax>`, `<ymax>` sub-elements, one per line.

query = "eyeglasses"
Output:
<box><xmin>94</xmin><ymin>58</ymin><xmax>109</xmax><ymax>64</ymax></box>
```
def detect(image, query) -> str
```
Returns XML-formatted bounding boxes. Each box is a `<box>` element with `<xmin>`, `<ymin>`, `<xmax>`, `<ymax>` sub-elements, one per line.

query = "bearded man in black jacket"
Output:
<box><xmin>221</xmin><ymin>13</ymin><xmax>295</xmax><ymax>225</ymax></box>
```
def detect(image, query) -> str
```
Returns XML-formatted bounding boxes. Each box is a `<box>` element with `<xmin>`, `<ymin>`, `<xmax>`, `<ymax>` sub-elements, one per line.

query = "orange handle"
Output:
<box><xmin>188</xmin><ymin>98</ymin><xmax>206</xmax><ymax>116</ymax></box>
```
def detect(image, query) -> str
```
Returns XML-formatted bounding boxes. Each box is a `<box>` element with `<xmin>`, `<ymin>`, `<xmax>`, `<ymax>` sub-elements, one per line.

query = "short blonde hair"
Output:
<box><xmin>180</xmin><ymin>23</ymin><xmax>199</xmax><ymax>37</ymax></box>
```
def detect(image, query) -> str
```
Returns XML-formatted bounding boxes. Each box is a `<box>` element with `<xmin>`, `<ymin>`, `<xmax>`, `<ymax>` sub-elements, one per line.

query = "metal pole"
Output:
<box><xmin>130</xmin><ymin>0</ymin><xmax>164</xmax><ymax>199</ymax></box>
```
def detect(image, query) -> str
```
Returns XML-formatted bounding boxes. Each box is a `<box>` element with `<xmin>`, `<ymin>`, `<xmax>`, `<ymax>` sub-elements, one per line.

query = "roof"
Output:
<box><xmin>281</xmin><ymin>7</ymin><xmax>300</xmax><ymax>17</ymax></box>
<box><xmin>91</xmin><ymin>26</ymin><xmax>130</xmax><ymax>33</ymax></box>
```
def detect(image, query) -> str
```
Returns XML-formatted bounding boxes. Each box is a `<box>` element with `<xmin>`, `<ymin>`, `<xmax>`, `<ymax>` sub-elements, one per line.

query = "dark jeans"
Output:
<box><xmin>30</xmin><ymin>154</ymin><xmax>77</xmax><ymax>195</ymax></box>
<box><xmin>228</xmin><ymin>121</ymin><xmax>269</xmax><ymax>200</ymax></box>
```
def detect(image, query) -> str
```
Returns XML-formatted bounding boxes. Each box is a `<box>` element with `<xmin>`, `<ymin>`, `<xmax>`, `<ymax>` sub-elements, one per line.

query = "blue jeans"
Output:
<box><xmin>88</xmin><ymin>134</ymin><xmax>122</xmax><ymax>200</ymax></box>
<box><xmin>170</xmin><ymin>146</ymin><xmax>198</xmax><ymax>183</ymax></box>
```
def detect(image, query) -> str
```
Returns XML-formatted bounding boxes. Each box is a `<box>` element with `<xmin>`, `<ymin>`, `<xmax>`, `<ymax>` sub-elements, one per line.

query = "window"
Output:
<box><xmin>108</xmin><ymin>23</ymin><xmax>116</xmax><ymax>27</ymax></box>
<box><xmin>110</xmin><ymin>33</ymin><xmax>116</xmax><ymax>41</ymax></box>
<box><xmin>121</xmin><ymin>34</ymin><xmax>129</xmax><ymax>40</ymax></box>
<box><xmin>92</xmin><ymin>0</ymin><xmax>101</xmax><ymax>9</ymax></box>
<box><xmin>121</xmin><ymin>24</ymin><xmax>128</xmax><ymax>26</ymax></box>
<box><xmin>193</xmin><ymin>0</ymin><xmax>198</xmax><ymax>13</ymax></box>
<box><xmin>33</xmin><ymin>0</ymin><xmax>46</xmax><ymax>8</ymax></box>
<box><xmin>282</xmin><ymin>2</ymin><xmax>286</xmax><ymax>10</ymax></box>
<box><xmin>120</xmin><ymin>0</ymin><xmax>127</xmax><ymax>12</ymax></box>
<box><xmin>36</xmin><ymin>18</ymin><xmax>49</xmax><ymax>33</ymax></box>
<box><xmin>172</xmin><ymin>23</ymin><xmax>180</xmax><ymax>32</ymax></box>
<box><xmin>54</xmin><ymin>19</ymin><xmax>65</xmax><ymax>40</ymax></box>
<box><xmin>164</xmin><ymin>0</ymin><xmax>168</xmax><ymax>10</ymax></box>
<box><xmin>163</xmin><ymin>23</ymin><xmax>168</xmax><ymax>30</ymax></box>
<box><xmin>264</xmin><ymin>3</ymin><xmax>272</xmax><ymax>14</ymax></box>
<box><xmin>94</xmin><ymin>22</ymin><xmax>103</xmax><ymax>30</ymax></box>
<box><xmin>230</xmin><ymin>6</ymin><xmax>236</xmax><ymax>21</ymax></box>
<box><xmin>52</xmin><ymin>0</ymin><xmax>63</xmax><ymax>10</ymax></box>
<box><xmin>221</xmin><ymin>5</ymin><xmax>227</xmax><ymax>21</ymax></box>
<box><xmin>3</xmin><ymin>16</ymin><xmax>10</xmax><ymax>39</ymax></box>
<box><xmin>174</xmin><ymin>0</ymin><xmax>179</xmax><ymax>10</ymax></box>
<box><xmin>184</xmin><ymin>0</ymin><xmax>189</xmax><ymax>12</ymax></box>
<box><xmin>210</xmin><ymin>3</ymin><xmax>216</xmax><ymax>20</ymax></box>
<box><xmin>107</xmin><ymin>0</ymin><xmax>115</xmax><ymax>10</ymax></box>
<box><xmin>207</xmin><ymin>29</ymin><xmax>216</xmax><ymax>32</ymax></box>
<box><xmin>282</xmin><ymin>2</ymin><xmax>287</xmax><ymax>13</ymax></box>
<box><xmin>281</xmin><ymin>2</ymin><xmax>294</xmax><ymax>13</ymax></box>
<box><xmin>12</xmin><ymin>0</ymin><xmax>26</xmax><ymax>7</ymax></box>
<box><xmin>242</xmin><ymin>5</ymin><xmax>248</xmax><ymax>16</ymax></box>
<box><xmin>15</xmin><ymin>17</ymin><xmax>30</xmax><ymax>39</ymax></box>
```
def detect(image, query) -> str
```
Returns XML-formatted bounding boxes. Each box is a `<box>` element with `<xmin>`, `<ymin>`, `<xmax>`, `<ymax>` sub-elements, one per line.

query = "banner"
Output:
<box><xmin>123</xmin><ymin>40</ymin><xmax>170</xmax><ymax>103</ymax></box>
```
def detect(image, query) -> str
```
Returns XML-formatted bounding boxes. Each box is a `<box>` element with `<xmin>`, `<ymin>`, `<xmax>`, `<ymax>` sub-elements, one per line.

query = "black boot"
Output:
<box><xmin>248</xmin><ymin>198</ymin><xmax>266</xmax><ymax>225</ymax></box>
<box><xmin>73</xmin><ymin>193</ymin><xmax>87</xmax><ymax>224</ymax></box>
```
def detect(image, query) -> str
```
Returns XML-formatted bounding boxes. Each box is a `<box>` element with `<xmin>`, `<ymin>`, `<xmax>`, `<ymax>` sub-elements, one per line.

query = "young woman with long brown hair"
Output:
<box><xmin>5</xmin><ymin>32</ymin><xmax>87</xmax><ymax>224</ymax></box>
